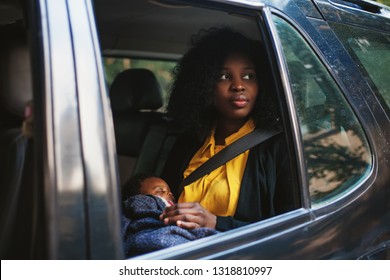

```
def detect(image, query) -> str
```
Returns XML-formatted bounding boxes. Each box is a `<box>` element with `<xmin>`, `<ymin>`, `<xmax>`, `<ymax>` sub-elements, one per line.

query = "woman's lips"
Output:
<box><xmin>231</xmin><ymin>95</ymin><xmax>249</xmax><ymax>108</ymax></box>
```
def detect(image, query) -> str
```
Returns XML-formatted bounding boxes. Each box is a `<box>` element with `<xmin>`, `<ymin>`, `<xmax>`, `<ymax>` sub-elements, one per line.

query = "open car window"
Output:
<box><xmin>95</xmin><ymin>1</ymin><xmax>306</xmax><ymax>258</ymax></box>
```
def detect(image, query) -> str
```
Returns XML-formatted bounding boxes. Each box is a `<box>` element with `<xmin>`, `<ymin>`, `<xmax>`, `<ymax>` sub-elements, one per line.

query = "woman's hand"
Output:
<box><xmin>160</xmin><ymin>202</ymin><xmax>217</xmax><ymax>230</ymax></box>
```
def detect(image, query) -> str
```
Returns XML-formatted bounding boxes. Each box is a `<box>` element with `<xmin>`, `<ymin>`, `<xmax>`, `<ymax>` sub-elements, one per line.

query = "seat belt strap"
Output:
<box><xmin>179</xmin><ymin>128</ymin><xmax>281</xmax><ymax>191</ymax></box>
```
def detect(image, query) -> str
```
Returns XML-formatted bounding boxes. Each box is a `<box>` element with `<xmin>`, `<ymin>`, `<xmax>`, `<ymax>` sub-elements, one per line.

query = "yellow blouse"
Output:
<box><xmin>178</xmin><ymin>119</ymin><xmax>255</xmax><ymax>216</ymax></box>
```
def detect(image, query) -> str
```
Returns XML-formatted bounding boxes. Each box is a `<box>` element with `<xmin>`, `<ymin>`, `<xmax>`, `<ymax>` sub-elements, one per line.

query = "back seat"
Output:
<box><xmin>109</xmin><ymin>68</ymin><xmax>176</xmax><ymax>187</ymax></box>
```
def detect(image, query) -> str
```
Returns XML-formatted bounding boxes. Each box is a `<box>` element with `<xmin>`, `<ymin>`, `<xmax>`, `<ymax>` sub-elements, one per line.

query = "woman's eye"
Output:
<box><xmin>243</xmin><ymin>73</ymin><xmax>256</xmax><ymax>80</ymax></box>
<box><xmin>219</xmin><ymin>73</ymin><xmax>230</xmax><ymax>80</ymax></box>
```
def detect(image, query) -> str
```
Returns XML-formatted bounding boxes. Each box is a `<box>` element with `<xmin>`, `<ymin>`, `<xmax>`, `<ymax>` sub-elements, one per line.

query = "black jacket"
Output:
<box><xmin>161</xmin><ymin>131</ymin><xmax>298</xmax><ymax>231</ymax></box>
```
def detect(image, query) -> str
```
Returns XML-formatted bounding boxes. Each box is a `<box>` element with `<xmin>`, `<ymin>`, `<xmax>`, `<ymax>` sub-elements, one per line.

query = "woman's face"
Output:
<box><xmin>214</xmin><ymin>52</ymin><xmax>259</xmax><ymax>123</ymax></box>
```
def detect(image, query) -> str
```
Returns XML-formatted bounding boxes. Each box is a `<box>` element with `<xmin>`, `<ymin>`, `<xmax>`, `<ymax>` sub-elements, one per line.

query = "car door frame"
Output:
<box><xmin>29</xmin><ymin>0</ymin><xmax>123</xmax><ymax>259</ymax></box>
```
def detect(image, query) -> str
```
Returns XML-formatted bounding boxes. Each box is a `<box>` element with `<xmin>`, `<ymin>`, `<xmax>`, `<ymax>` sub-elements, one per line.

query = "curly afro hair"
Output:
<box><xmin>167</xmin><ymin>27</ymin><xmax>281</xmax><ymax>140</ymax></box>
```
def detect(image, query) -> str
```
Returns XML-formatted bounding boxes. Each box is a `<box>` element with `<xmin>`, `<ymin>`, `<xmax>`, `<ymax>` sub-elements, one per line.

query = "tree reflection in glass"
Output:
<box><xmin>273</xmin><ymin>15</ymin><xmax>372</xmax><ymax>206</ymax></box>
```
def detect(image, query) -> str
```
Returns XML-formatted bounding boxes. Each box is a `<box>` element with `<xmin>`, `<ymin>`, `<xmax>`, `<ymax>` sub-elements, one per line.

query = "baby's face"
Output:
<box><xmin>139</xmin><ymin>177</ymin><xmax>175</xmax><ymax>204</ymax></box>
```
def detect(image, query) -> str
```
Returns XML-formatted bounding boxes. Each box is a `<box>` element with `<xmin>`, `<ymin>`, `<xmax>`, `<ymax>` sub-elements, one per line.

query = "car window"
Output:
<box><xmin>272</xmin><ymin>15</ymin><xmax>373</xmax><ymax>207</ymax></box>
<box><xmin>104</xmin><ymin>57</ymin><xmax>176</xmax><ymax>108</ymax></box>
<box><xmin>330</xmin><ymin>23</ymin><xmax>390</xmax><ymax>113</ymax></box>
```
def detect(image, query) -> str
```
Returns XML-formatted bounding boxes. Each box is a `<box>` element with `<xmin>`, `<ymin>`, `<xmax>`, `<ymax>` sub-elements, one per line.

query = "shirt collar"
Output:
<box><xmin>200</xmin><ymin>119</ymin><xmax>255</xmax><ymax>155</ymax></box>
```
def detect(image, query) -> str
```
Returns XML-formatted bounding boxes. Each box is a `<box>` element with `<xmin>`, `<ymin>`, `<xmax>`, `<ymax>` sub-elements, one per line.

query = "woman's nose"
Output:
<box><xmin>231</xmin><ymin>78</ymin><xmax>245</xmax><ymax>92</ymax></box>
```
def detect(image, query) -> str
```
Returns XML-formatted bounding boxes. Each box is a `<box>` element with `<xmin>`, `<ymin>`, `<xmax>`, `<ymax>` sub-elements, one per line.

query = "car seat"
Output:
<box><xmin>110</xmin><ymin>68</ymin><xmax>175</xmax><ymax>188</ymax></box>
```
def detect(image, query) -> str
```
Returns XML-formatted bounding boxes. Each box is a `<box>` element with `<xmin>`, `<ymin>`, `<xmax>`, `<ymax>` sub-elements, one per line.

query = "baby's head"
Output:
<box><xmin>138</xmin><ymin>176</ymin><xmax>175</xmax><ymax>205</ymax></box>
<box><xmin>123</xmin><ymin>173</ymin><xmax>175</xmax><ymax>205</ymax></box>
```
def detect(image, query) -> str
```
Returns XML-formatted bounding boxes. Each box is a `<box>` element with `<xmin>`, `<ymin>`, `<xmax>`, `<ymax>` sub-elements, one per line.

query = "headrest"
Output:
<box><xmin>0</xmin><ymin>22</ymin><xmax>32</xmax><ymax>121</ymax></box>
<box><xmin>109</xmin><ymin>69</ymin><xmax>163</xmax><ymax>113</ymax></box>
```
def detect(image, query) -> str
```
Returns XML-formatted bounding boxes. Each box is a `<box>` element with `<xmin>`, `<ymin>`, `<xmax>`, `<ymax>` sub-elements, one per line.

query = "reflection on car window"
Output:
<box><xmin>272</xmin><ymin>15</ymin><xmax>372</xmax><ymax>206</ymax></box>
<box><xmin>330</xmin><ymin>23</ymin><xmax>390</xmax><ymax>113</ymax></box>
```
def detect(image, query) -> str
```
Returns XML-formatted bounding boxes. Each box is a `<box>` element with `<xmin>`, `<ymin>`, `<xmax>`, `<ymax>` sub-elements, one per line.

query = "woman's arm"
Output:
<box><xmin>160</xmin><ymin>203</ymin><xmax>252</xmax><ymax>231</ymax></box>
<box><xmin>213</xmin><ymin>134</ymin><xmax>295</xmax><ymax>231</ymax></box>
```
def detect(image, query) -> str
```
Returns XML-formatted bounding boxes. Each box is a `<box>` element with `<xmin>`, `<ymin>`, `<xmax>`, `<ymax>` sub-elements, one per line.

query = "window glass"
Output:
<box><xmin>272</xmin><ymin>15</ymin><xmax>372</xmax><ymax>206</ymax></box>
<box><xmin>104</xmin><ymin>57</ymin><xmax>176</xmax><ymax>107</ymax></box>
<box><xmin>330</xmin><ymin>23</ymin><xmax>390</xmax><ymax>113</ymax></box>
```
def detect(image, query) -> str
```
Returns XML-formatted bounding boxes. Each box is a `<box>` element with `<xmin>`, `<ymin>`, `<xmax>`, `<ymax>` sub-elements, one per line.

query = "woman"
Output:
<box><xmin>160</xmin><ymin>27</ymin><xmax>297</xmax><ymax>232</ymax></box>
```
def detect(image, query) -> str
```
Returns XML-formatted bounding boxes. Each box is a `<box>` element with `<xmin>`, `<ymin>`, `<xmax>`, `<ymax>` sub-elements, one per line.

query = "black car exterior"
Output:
<box><xmin>0</xmin><ymin>0</ymin><xmax>389</xmax><ymax>260</ymax></box>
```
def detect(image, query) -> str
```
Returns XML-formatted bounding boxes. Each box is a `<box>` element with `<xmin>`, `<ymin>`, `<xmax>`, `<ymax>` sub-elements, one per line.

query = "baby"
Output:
<box><xmin>121</xmin><ymin>172</ymin><xmax>217</xmax><ymax>257</ymax></box>
<box><xmin>122</xmin><ymin>173</ymin><xmax>175</xmax><ymax>206</ymax></box>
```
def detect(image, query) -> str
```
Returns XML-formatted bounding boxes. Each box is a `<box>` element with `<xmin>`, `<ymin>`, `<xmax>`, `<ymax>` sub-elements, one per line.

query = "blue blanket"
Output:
<box><xmin>122</xmin><ymin>195</ymin><xmax>218</xmax><ymax>257</ymax></box>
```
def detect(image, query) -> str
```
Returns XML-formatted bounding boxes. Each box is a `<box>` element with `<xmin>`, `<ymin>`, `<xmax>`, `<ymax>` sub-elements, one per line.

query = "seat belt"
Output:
<box><xmin>178</xmin><ymin>128</ymin><xmax>282</xmax><ymax>192</ymax></box>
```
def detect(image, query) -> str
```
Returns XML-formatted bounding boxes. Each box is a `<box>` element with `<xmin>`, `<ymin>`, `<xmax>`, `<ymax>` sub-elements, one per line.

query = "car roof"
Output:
<box><xmin>94</xmin><ymin>0</ymin><xmax>390</xmax><ymax>59</ymax></box>
<box><xmin>94</xmin><ymin>0</ymin><xmax>263</xmax><ymax>59</ymax></box>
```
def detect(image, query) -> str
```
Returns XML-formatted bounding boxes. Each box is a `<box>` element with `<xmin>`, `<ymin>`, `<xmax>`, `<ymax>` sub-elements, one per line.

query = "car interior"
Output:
<box><xmin>94</xmin><ymin>0</ymin><xmax>272</xmax><ymax>186</ymax></box>
<box><xmin>93</xmin><ymin>0</ymin><xmax>301</xmax><ymax>190</ymax></box>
